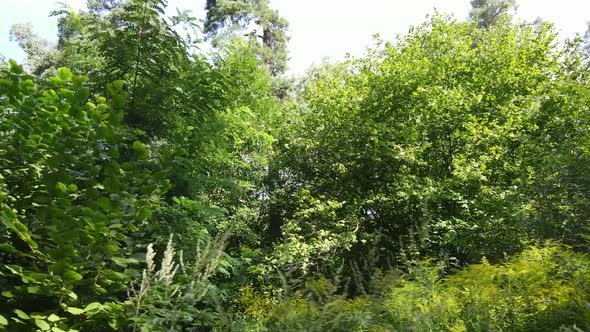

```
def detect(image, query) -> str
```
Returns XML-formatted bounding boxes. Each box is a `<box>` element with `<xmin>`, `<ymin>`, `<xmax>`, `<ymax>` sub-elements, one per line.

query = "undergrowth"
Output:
<box><xmin>235</xmin><ymin>245</ymin><xmax>590</xmax><ymax>332</ymax></box>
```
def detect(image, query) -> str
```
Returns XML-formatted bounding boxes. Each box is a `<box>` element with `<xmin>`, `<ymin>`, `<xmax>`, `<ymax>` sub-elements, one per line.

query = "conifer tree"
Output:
<box><xmin>205</xmin><ymin>0</ymin><xmax>289</xmax><ymax>76</ymax></box>
<box><xmin>469</xmin><ymin>0</ymin><xmax>517</xmax><ymax>28</ymax></box>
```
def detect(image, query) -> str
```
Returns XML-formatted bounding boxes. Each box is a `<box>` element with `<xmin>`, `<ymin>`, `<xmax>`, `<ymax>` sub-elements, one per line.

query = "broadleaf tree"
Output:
<box><xmin>266</xmin><ymin>15</ymin><xmax>590</xmax><ymax>293</ymax></box>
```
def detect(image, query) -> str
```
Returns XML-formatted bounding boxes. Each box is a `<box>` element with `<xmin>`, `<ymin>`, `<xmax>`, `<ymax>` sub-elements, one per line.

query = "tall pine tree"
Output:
<box><xmin>204</xmin><ymin>0</ymin><xmax>289</xmax><ymax>76</ymax></box>
<box><xmin>469</xmin><ymin>0</ymin><xmax>517</xmax><ymax>28</ymax></box>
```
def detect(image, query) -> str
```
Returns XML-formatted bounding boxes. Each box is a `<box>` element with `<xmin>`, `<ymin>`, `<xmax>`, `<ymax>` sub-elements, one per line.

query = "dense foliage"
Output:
<box><xmin>272</xmin><ymin>15</ymin><xmax>590</xmax><ymax>280</ymax></box>
<box><xmin>1</xmin><ymin>0</ymin><xmax>590</xmax><ymax>331</ymax></box>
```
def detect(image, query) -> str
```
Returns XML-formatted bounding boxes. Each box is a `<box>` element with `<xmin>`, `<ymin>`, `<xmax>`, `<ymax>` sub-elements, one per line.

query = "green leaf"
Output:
<box><xmin>111</xmin><ymin>257</ymin><xmax>139</xmax><ymax>267</ymax></box>
<box><xmin>47</xmin><ymin>314</ymin><xmax>60</xmax><ymax>322</ymax></box>
<box><xmin>49</xmin><ymin>77</ymin><xmax>64</xmax><ymax>87</ymax></box>
<box><xmin>0</xmin><ymin>210</ymin><xmax>38</xmax><ymax>249</ymax></box>
<box><xmin>9</xmin><ymin>59</ymin><xmax>23</xmax><ymax>73</ymax></box>
<box><xmin>112</xmin><ymin>80</ymin><xmax>124</xmax><ymax>91</ymax></box>
<box><xmin>96</xmin><ymin>197</ymin><xmax>112</xmax><ymax>210</ymax></box>
<box><xmin>102</xmin><ymin>269</ymin><xmax>128</xmax><ymax>282</ymax></box>
<box><xmin>27</xmin><ymin>285</ymin><xmax>40</xmax><ymax>294</ymax></box>
<box><xmin>63</xmin><ymin>270</ymin><xmax>83</xmax><ymax>282</ymax></box>
<box><xmin>1</xmin><ymin>291</ymin><xmax>14</xmax><ymax>298</ymax></box>
<box><xmin>14</xmin><ymin>309</ymin><xmax>29</xmax><ymax>320</ymax></box>
<box><xmin>35</xmin><ymin>319</ymin><xmax>51</xmax><ymax>331</ymax></box>
<box><xmin>0</xmin><ymin>243</ymin><xmax>19</xmax><ymax>254</ymax></box>
<box><xmin>132</xmin><ymin>141</ymin><xmax>149</xmax><ymax>159</ymax></box>
<box><xmin>0</xmin><ymin>314</ymin><xmax>8</xmax><ymax>326</ymax></box>
<box><xmin>56</xmin><ymin>182</ymin><xmax>67</xmax><ymax>193</ymax></box>
<box><xmin>66</xmin><ymin>291</ymin><xmax>78</xmax><ymax>301</ymax></box>
<box><xmin>58</xmin><ymin>67</ymin><xmax>73</xmax><ymax>81</ymax></box>
<box><xmin>65</xmin><ymin>307</ymin><xmax>84</xmax><ymax>315</ymax></box>
<box><xmin>111</xmin><ymin>94</ymin><xmax>126</xmax><ymax>109</ymax></box>
<box><xmin>74</xmin><ymin>87</ymin><xmax>90</xmax><ymax>103</ymax></box>
<box><xmin>10</xmin><ymin>317</ymin><xmax>24</xmax><ymax>324</ymax></box>
<box><xmin>84</xmin><ymin>302</ymin><xmax>102</xmax><ymax>312</ymax></box>
<box><xmin>132</xmin><ymin>141</ymin><xmax>145</xmax><ymax>150</ymax></box>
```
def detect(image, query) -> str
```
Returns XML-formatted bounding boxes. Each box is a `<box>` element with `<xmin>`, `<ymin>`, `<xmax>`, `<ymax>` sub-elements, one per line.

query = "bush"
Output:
<box><xmin>0</xmin><ymin>61</ymin><xmax>165</xmax><ymax>331</ymax></box>
<box><xmin>242</xmin><ymin>245</ymin><xmax>590</xmax><ymax>332</ymax></box>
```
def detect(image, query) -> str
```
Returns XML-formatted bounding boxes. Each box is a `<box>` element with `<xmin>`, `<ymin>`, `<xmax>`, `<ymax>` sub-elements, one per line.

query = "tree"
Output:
<box><xmin>54</xmin><ymin>0</ymin><xmax>196</xmax><ymax>136</ymax></box>
<box><xmin>204</xmin><ymin>0</ymin><xmax>289</xmax><ymax>76</ymax></box>
<box><xmin>0</xmin><ymin>1</ymin><xmax>282</xmax><ymax>328</ymax></box>
<box><xmin>51</xmin><ymin>0</ymin><xmax>284</xmax><ymax>263</ymax></box>
<box><xmin>267</xmin><ymin>15</ymin><xmax>590</xmax><ymax>292</ymax></box>
<box><xmin>584</xmin><ymin>22</ymin><xmax>590</xmax><ymax>54</ymax></box>
<box><xmin>87</xmin><ymin>0</ymin><xmax>124</xmax><ymax>14</ymax></box>
<box><xmin>469</xmin><ymin>0</ymin><xmax>517</xmax><ymax>28</ymax></box>
<box><xmin>9</xmin><ymin>23</ymin><xmax>59</xmax><ymax>75</ymax></box>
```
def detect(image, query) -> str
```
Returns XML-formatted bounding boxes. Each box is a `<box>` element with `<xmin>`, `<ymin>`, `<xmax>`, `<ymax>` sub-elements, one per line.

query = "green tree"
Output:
<box><xmin>1</xmin><ymin>2</ymin><xmax>282</xmax><ymax>328</ymax></box>
<box><xmin>584</xmin><ymin>22</ymin><xmax>590</xmax><ymax>54</ymax></box>
<box><xmin>87</xmin><ymin>0</ymin><xmax>124</xmax><ymax>14</ymax></box>
<box><xmin>267</xmin><ymin>15</ymin><xmax>590</xmax><ymax>291</ymax></box>
<box><xmin>469</xmin><ymin>0</ymin><xmax>517</xmax><ymax>28</ymax></box>
<box><xmin>53</xmin><ymin>0</ymin><xmax>194</xmax><ymax>137</ymax></box>
<box><xmin>52</xmin><ymin>0</ymin><xmax>284</xmax><ymax>266</ymax></box>
<box><xmin>204</xmin><ymin>0</ymin><xmax>289</xmax><ymax>76</ymax></box>
<box><xmin>9</xmin><ymin>23</ymin><xmax>59</xmax><ymax>75</ymax></box>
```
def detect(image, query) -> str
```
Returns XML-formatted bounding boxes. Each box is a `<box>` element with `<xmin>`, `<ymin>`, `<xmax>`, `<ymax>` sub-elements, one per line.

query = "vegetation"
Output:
<box><xmin>1</xmin><ymin>0</ymin><xmax>589</xmax><ymax>331</ymax></box>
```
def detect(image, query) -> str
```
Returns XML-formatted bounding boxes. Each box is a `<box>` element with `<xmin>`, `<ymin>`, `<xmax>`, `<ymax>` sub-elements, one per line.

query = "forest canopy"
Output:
<box><xmin>1</xmin><ymin>0</ymin><xmax>590</xmax><ymax>331</ymax></box>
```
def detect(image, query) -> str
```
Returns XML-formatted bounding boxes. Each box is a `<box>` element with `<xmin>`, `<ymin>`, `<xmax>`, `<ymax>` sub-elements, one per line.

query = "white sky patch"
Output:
<box><xmin>1</xmin><ymin>0</ymin><xmax>589</xmax><ymax>74</ymax></box>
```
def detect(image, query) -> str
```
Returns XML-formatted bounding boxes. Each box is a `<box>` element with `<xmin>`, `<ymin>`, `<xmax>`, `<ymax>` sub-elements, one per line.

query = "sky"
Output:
<box><xmin>1</xmin><ymin>0</ymin><xmax>590</xmax><ymax>75</ymax></box>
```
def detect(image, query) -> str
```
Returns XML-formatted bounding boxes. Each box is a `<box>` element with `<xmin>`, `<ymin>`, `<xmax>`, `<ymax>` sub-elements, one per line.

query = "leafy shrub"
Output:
<box><xmin>0</xmin><ymin>61</ymin><xmax>166</xmax><ymax>331</ymax></box>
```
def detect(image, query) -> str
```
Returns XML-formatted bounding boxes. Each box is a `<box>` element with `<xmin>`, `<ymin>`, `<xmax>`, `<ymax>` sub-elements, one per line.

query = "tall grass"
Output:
<box><xmin>240</xmin><ymin>245</ymin><xmax>590</xmax><ymax>331</ymax></box>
